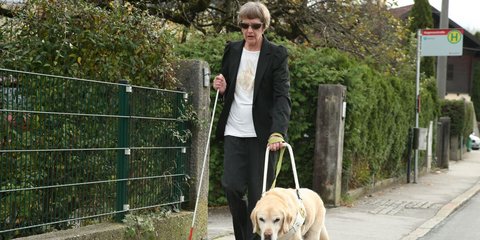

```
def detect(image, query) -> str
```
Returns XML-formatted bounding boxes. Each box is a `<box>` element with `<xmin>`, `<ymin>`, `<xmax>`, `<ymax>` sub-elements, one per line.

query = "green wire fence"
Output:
<box><xmin>0</xmin><ymin>68</ymin><xmax>191</xmax><ymax>238</ymax></box>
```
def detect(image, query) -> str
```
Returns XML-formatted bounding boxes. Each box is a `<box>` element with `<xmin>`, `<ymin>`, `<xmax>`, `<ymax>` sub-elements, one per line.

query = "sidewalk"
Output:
<box><xmin>207</xmin><ymin>150</ymin><xmax>480</xmax><ymax>240</ymax></box>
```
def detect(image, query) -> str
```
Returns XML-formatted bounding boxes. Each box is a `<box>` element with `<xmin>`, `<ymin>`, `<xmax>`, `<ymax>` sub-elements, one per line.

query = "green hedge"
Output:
<box><xmin>175</xmin><ymin>33</ymin><xmax>439</xmax><ymax>205</ymax></box>
<box><xmin>441</xmin><ymin>100</ymin><xmax>465</xmax><ymax>137</ymax></box>
<box><xmin>440</xmin><ymin>100</ymin><xmax>474</xmax><ymax>140</ymax></box>
<box><xmin>465</xmin><ymin>102</ymin><xmax>475</xmax><ymax>137</ymax></box>
<box><xmin>0</xmin><ymin>0</ymin><xmax>177</xmax><ymax>88</ymax></box>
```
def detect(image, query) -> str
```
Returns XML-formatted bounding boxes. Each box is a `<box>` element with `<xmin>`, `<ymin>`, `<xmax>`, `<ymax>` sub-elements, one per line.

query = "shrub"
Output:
<box><xmin>441</xmin><ymin>100</ymin><xmax>466</xmax><ymax>137</ymax></box>
<box><xmin>0</xmin><ymin>0</ymin><xmax>177</xmax><ymax>88</ymax></box>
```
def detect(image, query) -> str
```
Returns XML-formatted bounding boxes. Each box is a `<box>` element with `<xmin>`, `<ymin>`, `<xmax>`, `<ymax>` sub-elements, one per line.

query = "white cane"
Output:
<box><xmin>188</xmin><ymin>89</ymin><xmax>219</xmax><ymax>240</ymax></box>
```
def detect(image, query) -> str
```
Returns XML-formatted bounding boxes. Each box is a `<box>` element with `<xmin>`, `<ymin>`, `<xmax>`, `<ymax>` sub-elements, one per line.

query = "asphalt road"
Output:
<box><xmin>419</xmin><ymin>191</ymin><xmax>480</xmax><ymax>240</ymax></box>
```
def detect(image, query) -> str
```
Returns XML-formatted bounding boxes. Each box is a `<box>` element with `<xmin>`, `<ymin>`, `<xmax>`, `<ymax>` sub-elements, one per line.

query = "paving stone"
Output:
<box><xmin>364</xmin><ymin>199</ymin><xmax>435</xmax><ymax>215</ymax></box>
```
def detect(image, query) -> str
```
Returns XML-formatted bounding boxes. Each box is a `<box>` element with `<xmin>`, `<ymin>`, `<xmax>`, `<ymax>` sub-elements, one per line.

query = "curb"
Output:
<box><xmin>346</xmin><ymin>176</ymin><xmax>406</xmax><ymax>201</ymax></box>
<box><xmin>401</xmin><ymin>180</ymin><xmax>480</xmax><ymax>240</ymax></box>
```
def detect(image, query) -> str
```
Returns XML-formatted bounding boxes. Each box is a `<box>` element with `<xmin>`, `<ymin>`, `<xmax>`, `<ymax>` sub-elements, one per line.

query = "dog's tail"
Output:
<box><xmin>320</xmin><ymin>224</ymin><xmax>330</xmax><ymax>240</ymax></box>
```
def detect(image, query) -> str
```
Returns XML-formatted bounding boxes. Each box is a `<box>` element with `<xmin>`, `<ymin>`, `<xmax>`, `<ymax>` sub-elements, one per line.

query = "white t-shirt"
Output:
<box><xmin>224</xmin><ymin>48</ymin><xmax>260</xmax><ymax>137</ymax></box>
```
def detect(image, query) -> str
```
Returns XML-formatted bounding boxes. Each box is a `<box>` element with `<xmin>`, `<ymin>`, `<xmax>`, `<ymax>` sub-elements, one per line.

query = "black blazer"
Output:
<box><xmin>215</xmin><ymin>37</ymin><xmax>291</xmax><ymax>144</ymax></box>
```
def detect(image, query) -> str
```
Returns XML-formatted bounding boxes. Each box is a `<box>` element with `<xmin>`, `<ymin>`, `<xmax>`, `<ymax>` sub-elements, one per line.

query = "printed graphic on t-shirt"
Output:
<box><xmin>237</xmin><ymin>59</ymin><xmax>255</xmax><ymax>94</ymax></box>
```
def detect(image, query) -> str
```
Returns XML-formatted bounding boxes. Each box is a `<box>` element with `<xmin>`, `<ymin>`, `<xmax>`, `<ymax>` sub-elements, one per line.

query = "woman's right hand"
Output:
<box><xmin>213</xmin><ymin>74</ymin><xmax>227</xmax><ymax>94</ymax></box>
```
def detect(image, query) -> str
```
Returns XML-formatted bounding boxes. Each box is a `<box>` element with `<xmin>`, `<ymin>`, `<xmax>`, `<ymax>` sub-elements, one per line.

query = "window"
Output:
<box><xmin>447</xmin><ymin>64</ymin><xmax>454</xmax><ymax>81</ymax></box>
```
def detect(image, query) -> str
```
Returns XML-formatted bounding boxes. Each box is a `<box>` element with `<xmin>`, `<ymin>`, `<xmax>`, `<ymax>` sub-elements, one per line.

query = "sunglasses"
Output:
<box><xmin>239</xmin><ymin>22</ymin><xmax>263</xmax><ymax>30</ymax></box>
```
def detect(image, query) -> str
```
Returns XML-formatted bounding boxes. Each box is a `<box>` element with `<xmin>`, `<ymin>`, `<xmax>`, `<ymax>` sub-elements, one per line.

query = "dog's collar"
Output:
<box><xmin>283</xmin><ymin>189</ymin><xmax>306</xmax><ymax>238</ymax></box>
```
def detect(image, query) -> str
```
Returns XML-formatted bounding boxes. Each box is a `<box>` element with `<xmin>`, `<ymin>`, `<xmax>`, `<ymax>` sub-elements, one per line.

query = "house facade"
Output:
<box><xmin>391</xmin><ymin>4</ymin><xmax>480</xmax><ymax>99</ymax></box>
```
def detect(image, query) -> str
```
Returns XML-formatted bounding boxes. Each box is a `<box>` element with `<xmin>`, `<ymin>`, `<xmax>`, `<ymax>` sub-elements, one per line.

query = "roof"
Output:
<box><xmin>390</xmin><ymin>4</ymin><xmax>412</xmax><ymax>19</ymax></box>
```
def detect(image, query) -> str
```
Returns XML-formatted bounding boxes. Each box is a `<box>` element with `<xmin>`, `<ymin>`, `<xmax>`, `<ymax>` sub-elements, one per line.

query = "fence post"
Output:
<box><xmin>174</xmin><ymin>60</ymin><xmax>211</xmax><ymax>239</ymax></box>
<box><xmin>407</xmin><ymin>127</ymin><xmax>414</xmax><ymax>183</ymax></box>
<box><xmin>427</xmin><ymin>121</ymin><xmax>433</xmax><ymax>172</ymax></box>
<box><xmin>174</xmin><ymin>92</ymin><xmax>189</xmax><ymax>211</ymax></box>
<box><xmin>436</xmin><ymin>117</ymin><xmax>450</xmax><ymax>168</ymax></box>
<box><xmin>116</xmin><ymin>79</ymin><xmax>130</xmax><ymax>221</ymax></box>
<box><xmin>313</xmin><ymin>84</ymin><xmax>346</xmax><ymax>207</ymax></box>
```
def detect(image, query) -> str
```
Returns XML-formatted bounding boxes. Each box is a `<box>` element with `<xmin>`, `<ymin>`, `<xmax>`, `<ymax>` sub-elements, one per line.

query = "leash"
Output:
<box><xmin>267</xmin><ymin>133</ymin><xmax>285</xmax><ymax>189</ymax></box>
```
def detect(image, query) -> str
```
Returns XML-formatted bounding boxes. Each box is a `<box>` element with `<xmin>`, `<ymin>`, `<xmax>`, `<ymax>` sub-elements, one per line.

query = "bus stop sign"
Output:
<box><xmin>420</xmin><ymin>29</ymin><xmax>464</xmax><ymax>56</ymax></box>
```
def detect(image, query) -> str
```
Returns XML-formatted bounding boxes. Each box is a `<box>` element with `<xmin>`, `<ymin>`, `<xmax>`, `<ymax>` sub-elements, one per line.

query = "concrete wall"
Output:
<box><xmin>16</xmin><ymin>212</ymin><xmax>193</xmax><ymax>240</ymax></box>
<box><xmin>450</xmin><ymin>135</ymin><xmax>461</xmax><ymax>161</ymax></box>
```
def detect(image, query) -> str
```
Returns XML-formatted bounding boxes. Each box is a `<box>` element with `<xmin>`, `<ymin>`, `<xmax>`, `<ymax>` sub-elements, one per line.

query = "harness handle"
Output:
<box><xmin>262</xmin><ymin>143</ymin><xmax>300</xmax><ymax>195</ymax></box>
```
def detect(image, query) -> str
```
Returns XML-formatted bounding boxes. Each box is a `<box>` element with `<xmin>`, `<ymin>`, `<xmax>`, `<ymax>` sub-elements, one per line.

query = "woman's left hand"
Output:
<box><xmin>268</xmin><ymin>133</ymin><xmax>284</xmax><ymax>151</ymax></box>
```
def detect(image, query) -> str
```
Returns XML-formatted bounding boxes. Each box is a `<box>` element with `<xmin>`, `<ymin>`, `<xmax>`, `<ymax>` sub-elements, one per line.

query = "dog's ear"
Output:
<box><xmin>250</xmin><ymin>208</ymin><xmax>259</xmax><ymax>234</ymax></box>
<box><xmin>281</xmin><ymin>209</ymin><xmax>293</xmax><ymax>235</ymax></box>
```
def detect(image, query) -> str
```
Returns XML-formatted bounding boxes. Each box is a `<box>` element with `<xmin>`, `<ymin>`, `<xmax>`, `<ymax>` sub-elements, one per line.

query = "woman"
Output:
<box><xmin>213</xmin><ymin>2</ymin><xmax>291</xmax><ymax>239</ymax></box>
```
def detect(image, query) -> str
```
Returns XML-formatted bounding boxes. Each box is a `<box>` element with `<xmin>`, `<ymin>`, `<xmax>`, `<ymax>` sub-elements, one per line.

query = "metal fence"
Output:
<box><xmin>0</xmin><ymin>68</ymin><xmax>191</xmax><ymax>238</ymax></box>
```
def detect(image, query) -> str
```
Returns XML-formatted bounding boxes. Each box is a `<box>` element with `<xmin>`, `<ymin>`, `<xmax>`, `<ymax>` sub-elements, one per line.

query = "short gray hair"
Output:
<box><xmin>237</xmin><ymin>1</ymin><xmax>271</xmax><ymax>29</ymax></box>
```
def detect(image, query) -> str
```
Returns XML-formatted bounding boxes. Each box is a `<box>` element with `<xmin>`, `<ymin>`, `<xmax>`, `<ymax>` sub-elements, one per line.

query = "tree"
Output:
<box><xmin>1</xmin><ymin>0</ymin><xmax>412</xmax><ymax>73</ymax></box>
<box><xmin>474</xmin><ymin>31</ymin><xmax>480</xmax><ymax>41</ymax></box>
<box><xmin>127</xmin><ymin>0</ymin><xmax>411</xmax><ymax>73</ymax></box>
<box><xmin>408</xmin><ymin>0</ymin><xmax>436</xmax><ymax>77</ymax></box>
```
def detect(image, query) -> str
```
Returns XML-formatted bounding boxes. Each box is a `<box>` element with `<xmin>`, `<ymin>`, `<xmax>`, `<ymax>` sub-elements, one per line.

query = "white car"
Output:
<box><xmin>470</xmin><ymin>133</ymin><xmax>480</xmax><ymax>150</ymax></box>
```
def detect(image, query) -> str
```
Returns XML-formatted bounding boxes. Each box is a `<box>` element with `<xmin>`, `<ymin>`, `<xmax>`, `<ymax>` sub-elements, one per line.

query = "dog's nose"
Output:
<box><xmin>264</xmin><ymin>229</ymin><xmax>272</xmax><ymax>240</ymax></box>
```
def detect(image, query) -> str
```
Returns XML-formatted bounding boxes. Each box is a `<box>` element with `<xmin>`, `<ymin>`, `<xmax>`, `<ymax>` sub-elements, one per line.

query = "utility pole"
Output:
<box><xmin>436</xmin><ymin>0</ymin><xmax>449</xmax><ymax>99</ymax></box>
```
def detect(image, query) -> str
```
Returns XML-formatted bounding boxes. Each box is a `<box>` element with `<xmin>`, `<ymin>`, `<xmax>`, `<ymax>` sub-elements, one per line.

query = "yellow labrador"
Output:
<box><xmin>251</xmin><ymin>187</ymin><xmax>329</xmax><ymax>240</ymax></box>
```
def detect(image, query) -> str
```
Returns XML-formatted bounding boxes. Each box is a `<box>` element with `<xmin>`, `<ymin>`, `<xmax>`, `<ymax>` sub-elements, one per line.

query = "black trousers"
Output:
<box><xmin>222</xmin><ymin>136</ymin><xmax>275</xmax><ymax>240</ymax></box>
